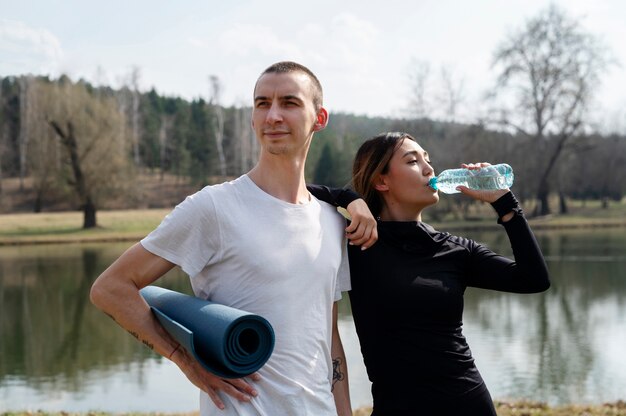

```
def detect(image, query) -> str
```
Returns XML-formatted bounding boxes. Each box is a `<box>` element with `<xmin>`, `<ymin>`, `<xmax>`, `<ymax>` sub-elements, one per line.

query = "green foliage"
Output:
<box><xmin>313</xmin><ymin>142</ymin><xmax>338</xmax><ymax>186</ymax></box>
<box><xmin>0</xmin><ymin>74</ymin><xmax>625</xmax><ymax>215</ymax></box>
<box><xmin>186</xmin><ymin>99</ymin><xmax>216</xmax><ymax>184</ymax></box>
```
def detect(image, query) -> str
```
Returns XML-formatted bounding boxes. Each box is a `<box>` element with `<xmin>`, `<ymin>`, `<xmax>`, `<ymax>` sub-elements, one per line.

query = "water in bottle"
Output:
<box><xmin>428</xmin><ymin>163</ymin><xmax>514</xmax><ymax>194</ymax></box>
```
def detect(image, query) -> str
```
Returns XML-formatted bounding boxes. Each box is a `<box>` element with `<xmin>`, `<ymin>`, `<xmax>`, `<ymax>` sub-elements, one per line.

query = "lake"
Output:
<box><xmin>1</xmin><ymin>227</ymin><xmax>625</xmax><ymax>411</ymax></box>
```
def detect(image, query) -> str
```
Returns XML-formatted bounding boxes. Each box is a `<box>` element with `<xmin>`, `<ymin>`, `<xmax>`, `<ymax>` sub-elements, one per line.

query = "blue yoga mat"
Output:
<box><xmin>140</xmin><ymin>286</ymin><xmax>275</xmax><ymax>379</ymax></box>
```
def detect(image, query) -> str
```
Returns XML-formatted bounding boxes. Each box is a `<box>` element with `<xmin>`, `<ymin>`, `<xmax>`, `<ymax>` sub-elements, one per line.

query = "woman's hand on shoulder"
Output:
<box><xmin>345</xmin><ymin>199</ymin><xmax>378</xmax><ymax>250</ymax></box>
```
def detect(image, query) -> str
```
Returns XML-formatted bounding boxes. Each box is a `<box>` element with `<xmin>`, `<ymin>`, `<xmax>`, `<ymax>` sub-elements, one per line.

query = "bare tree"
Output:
<box><xmin>209</xmin><ymin>75</ymin><xmax>227</xmax><ymax>177</ymax></box>
<box><xmin>117</xmin><ymin>67</ymin><xmax>142</xmax><ymax>167</ymax></box>
<box><xmin>158</xmin><ymin>113</ymin><xmax>174</xmax><ymax>180</ymax></box>
<box><xmin>0</xmin><ymin>75</ymin><xmax>4</xmax><ymax>196</ymax></box>
<box><xmin>17</xmin><ymin>76</ymin><xmax>35</xmax><ymax>190</ymax></box>
<box><xmin>491</xmin><ymin>5</ymin><xmax>611</xmax><ymax>215</ymax></box>
<box><xmin>26</xmin><ymin>78</ymin><xmax>62</xmax><ymax>212</ymax></box>
<box><xmin>407</xmin><ymin>59</ymin><xmax>431</xmax><ymax>119</ymax></box>
<box><xmin>232</xmin><ymin>105</ymin><xmax>257</xmax><ymax>174</ymax></box>
<box><xmin>129</xmin><ymin>67</ymin><xmax>142</xmax><ymax>167</ymax></box>
<box><xmin>437</xmin><ymin>66</ymin><xmax>466</xmax><ymax>122</ymax></box>
<box><xmin>46</xmin><ymin>79</ymin><xmax>130</xmax><ymax>228</ymax></box>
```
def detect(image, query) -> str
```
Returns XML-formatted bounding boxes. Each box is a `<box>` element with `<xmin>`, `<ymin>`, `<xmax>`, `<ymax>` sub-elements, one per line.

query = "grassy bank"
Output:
<box><xmin>3</xmin><ymin>401</ymin><xmax>626</xmax><ymax>416</ymax></box>
<box><xmin>0</xmin><ymin>209</ymin><xmax>171</xmax><ymax>245</ymax></box>
<box><xmin>1</xmin><ymin>198</ymin><xmax>625</xmax><ymax>246</ymax></box>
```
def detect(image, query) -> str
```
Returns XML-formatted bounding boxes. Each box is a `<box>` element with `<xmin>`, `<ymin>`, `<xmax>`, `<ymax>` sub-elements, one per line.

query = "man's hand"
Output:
<box><xmin>172</xmin><ymin>346</ymin><xmax>260</xmax><ymax>410</ymax></box>
<box><xmin>344</xmin><ymin>199</ymin><xmax>378</xmax><ymax>250</ymax></box>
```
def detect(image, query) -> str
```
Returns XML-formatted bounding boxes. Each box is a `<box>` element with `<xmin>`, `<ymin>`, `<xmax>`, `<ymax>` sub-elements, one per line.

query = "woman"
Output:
<box><xmin>310</xmin><ymin>132</ymin><xmax>550</xmax><ymax>415</ymax></box>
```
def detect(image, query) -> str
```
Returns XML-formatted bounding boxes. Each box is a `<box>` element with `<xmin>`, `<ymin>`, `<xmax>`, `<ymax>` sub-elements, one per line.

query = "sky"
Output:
<box><xmin>1</xmin><ymin>0</ymin><xmax>625</xmax><ymax>127</ymax></box>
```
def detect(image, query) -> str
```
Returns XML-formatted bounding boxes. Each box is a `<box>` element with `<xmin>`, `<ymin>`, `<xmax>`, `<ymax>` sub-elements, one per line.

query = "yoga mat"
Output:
<box><xmin>140</xmin><ymin>286</ymin><xmax>275</xmax><ymax>379</ymax></box>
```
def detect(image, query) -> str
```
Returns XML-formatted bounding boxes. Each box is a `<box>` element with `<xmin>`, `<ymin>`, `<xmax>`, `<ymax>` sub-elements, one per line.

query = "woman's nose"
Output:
<box><xmin>424</xmin><ymin>163</ymin><xmax>434</xmax><ymax>176</ymax></box>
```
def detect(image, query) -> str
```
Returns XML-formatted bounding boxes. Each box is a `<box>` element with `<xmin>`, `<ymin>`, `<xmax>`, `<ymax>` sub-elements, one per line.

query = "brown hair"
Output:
<box><xmin>352</xmin><ymin>132</ymin><xmax>417</xmax><ymax>216</ymax></box>
<box><xmin>255</xmin><ymin>61</ymin><xmax>323</xmax><ymax>110</ymax></box>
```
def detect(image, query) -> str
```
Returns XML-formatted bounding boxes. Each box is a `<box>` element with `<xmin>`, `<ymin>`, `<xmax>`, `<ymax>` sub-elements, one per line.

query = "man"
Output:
<box><xmin>90</xmin><ymin>61</ymin><xmax>377</xmax><ymax>415</ymax></box>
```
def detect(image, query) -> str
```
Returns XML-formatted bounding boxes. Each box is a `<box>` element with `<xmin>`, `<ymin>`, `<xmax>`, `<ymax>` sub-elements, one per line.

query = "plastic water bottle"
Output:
<box><xmin>428</xmin><ymin>163</ymin><xmax>514</xmax><ymax>194</ymax></box>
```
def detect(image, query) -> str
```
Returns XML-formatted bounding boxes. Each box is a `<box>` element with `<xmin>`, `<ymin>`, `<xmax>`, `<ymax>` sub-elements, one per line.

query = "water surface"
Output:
<box><xmin>1</xmin><ymin>228</ymin><xmax>625</xmax><ymax>411</ymax></box>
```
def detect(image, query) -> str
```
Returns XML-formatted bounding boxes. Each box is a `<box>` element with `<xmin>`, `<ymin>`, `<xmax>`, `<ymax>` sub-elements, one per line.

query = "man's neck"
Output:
<box><xmin>247</xmin><ymin>156</ymin><xmax>310</xmax><ymax>204</ymax></box>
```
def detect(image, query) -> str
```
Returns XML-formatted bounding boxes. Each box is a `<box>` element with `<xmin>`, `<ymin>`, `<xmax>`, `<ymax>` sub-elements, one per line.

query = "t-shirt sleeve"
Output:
<box><xmin>334</xmin><ymin>235</ymin><xmax>352</xmax><ymax>301</ymax></box>
<box><xmin>141</xmin><ymin>189</ymin><xmax>221</xmax><ymax>278</ymax></box>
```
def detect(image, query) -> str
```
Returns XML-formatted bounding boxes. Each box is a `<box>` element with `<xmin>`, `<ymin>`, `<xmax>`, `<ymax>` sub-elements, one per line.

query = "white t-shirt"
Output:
<box><xmin>141</xmin><ymin>174</ymin><xmax>351</xmax><ymax>416</ymax></box>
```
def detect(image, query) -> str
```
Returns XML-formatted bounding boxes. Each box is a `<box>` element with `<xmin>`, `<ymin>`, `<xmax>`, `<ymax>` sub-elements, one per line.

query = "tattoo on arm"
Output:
<box><xmin>107</xmin><ymin>312</ymin><xmax>155</xmax><ymax>351</ymax></box>
<box><xmin>126</xmin><ymin>329</ymin><xmax>154</xmax><ymax>350</ymax></box>
<box><xmin>332</xmin><ymin>357</ymin><xmax>345</xmax><ymax>391</ymax></box>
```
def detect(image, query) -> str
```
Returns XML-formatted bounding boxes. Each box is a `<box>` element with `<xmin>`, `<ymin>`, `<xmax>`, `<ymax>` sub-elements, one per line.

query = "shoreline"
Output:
<box><xmin>1</xmin><ymin>207</ymin><xmax>625</xmax><ymax>247</ymax></box>
<box><xmin>3</xmin><ymin>401</ymin><xmax>626</xmax><ymax>416</ymax></box>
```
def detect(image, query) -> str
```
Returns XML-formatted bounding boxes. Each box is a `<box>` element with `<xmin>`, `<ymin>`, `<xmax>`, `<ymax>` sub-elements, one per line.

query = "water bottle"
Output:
<box><xmin>428</xmin><ymin>163</ymin><xmax>514</xmax><ymax>194</ymax></box>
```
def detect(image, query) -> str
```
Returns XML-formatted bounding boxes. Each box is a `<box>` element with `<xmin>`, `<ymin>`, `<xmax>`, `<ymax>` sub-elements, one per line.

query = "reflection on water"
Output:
<box><xmin>1</xmin><ymin>229</ymin><xmax>625</xmax><ymax>411</ymax></box>
<box><xmin>463</xmin><ymin>228</ymin><xmax>626</xmax><ymax>405</ymax></box>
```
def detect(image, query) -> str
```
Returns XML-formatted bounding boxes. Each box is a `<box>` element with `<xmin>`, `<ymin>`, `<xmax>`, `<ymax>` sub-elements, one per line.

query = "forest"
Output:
<box><xmin>0</xmin><ymin>5</ymin><xmax>625</xmax><ymax>227</ymax></box>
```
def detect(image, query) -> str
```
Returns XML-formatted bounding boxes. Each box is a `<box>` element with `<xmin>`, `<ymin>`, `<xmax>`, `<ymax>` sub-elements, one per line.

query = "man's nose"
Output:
<box><xmin>266</xmin><ymin>102</ymin><xmax>283</xmax><ymax>124</ymax></box>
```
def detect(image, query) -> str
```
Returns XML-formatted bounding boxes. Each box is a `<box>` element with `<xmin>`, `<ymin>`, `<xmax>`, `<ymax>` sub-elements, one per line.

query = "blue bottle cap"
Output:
<box><xmin>428</xmin><ymin>177</ymin><xmax>438</xmax><ymax>190</ymax></box>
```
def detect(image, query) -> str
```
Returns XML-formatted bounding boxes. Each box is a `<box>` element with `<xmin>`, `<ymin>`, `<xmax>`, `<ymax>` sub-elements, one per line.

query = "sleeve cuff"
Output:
<box><xmin>490</xmin><ymin>191</ymin><xmax>524</xmax><ymax>222</ymax></box>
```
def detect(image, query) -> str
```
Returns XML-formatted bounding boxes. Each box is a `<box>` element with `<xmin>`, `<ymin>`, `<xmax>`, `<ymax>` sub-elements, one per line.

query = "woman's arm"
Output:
<box><xmin>308</xmin><ymin>184</ymin><xmax>378</xmax><ymax>249</ymax></box>
<box><xmin>465</xmin><ymin>192</ymin><xmax>551</xmax><ymax>293</ymax></box>
<box><xmin>307</xmin><ymin>184</ymin><xmax>359</xmax><ymax>208</ymax></box>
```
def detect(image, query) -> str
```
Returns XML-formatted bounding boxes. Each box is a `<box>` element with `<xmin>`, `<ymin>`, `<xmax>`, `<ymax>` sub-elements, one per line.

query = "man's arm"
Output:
<box><xmin>331</xmin><ymin>302</ymin><xmax>352</xmax><ymax>416</ymax></box>
<box><xmin>89</xmin><ymin>242</ymin><xmax>258</xmax><ymax>410</ymax></box>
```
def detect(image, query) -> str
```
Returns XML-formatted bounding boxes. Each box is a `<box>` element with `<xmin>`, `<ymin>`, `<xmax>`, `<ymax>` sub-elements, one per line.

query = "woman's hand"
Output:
<box><xmin>456</xmin><ymin>162</ymin><xmax>510</xmax><ymax>204</ymax></box>
<box><xmin>344</xmin><ymin>199</ymin><xmax>378</xmax><ymax>250</ymax></box>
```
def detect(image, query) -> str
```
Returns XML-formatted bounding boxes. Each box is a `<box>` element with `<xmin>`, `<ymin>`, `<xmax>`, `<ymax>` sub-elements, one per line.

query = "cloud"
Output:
<box><xmin>203</xmin><ymin>13</ymin><xmax>387</xmax><ymax>114</ymax></box>
<box><xmin>216</xmin><ymin>24</ymin><xmax>301</xmax><ymax>58</ymax></box>
<box><xmin>0</xmin><ymin>19</ymin><xmax>63</xmax><ymax>75</ymax></box>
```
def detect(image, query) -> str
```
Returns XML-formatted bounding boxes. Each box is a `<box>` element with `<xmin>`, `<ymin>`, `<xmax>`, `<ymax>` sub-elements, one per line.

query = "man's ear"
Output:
<box><xmin>374</xmin><ymin>175</ymin><xmax>389</xmax><ymax>192</ymax></box>
<box><xmin>313</xmin><ymin>107</ymin><xmax>329</xmax><ymax>132</ymax></box>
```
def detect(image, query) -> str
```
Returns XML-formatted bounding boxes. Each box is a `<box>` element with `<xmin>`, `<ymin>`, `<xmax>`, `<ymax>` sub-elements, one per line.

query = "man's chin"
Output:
<box><xmin>267</xmin><ymin>145</ymin><xmax>289</xmax><ymax>155</ymax></box>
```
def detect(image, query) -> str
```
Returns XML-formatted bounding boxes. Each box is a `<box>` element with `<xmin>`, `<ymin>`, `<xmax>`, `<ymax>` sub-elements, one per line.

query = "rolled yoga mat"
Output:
<box><xmin>140</xmin><ymin>286</ymin><xmax>275</xmax><ymax>379</ymax></box>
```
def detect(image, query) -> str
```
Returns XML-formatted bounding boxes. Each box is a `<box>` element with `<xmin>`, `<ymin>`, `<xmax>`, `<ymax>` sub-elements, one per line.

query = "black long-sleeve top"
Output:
<box><xmin>308</xmin><ymin>185</ymin><xmax>550</xmax><ymax>412</ymax></box>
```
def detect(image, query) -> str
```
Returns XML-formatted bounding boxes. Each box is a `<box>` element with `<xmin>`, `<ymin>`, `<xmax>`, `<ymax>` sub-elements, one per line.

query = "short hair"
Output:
<box><xmin>255</xmin><ymin>61</ymin><xmax>323</xmax><ymax>110</ymax></box>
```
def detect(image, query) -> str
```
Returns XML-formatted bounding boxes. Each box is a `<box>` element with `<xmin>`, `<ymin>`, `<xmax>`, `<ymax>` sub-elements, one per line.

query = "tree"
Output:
<box><xmin>0</xmin><ymin>75</ymin><xmax>4</xmax><ymax>195</ymax></box>
<box><xmin>491</xmin><ymin>5</ymin><xmax>611</xmax><ymax>216</ymax></box>
<box><xmin>25</xmin><ymin>77</ymin><xmax>62</xmax><ymax>212</ymax></box>
<box><xmin>313</xmin><ymin>142</ymin><xmax>338</xmax><ymax>186</ymax></box>
<box><xmin>209</xmin><ymin>75</ymin><xmax>227</xmax><ymax>177</ymax></box>
<box><xmin>17</xmin><ymin>76</ymin><xmax>35</xmax><ymax>190</ymax></box>
<box><xmin>117</xmin><ymin>67</ymin><xmax>143</xmax><ymax>168</ymax></box>
<box><xmin>46</xmin><ymin>79</ymin><xmax>131</xmax><ymax>228</ymax></box>
<box><xmin>407</xmin><ymin>59</ymin><xmax>431</xmax><ymax>119</ymax></box>
<box><xmin>437</xmin><ymin>66</ymin><xmax>466</xmax><ymax>123</ymax></box>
